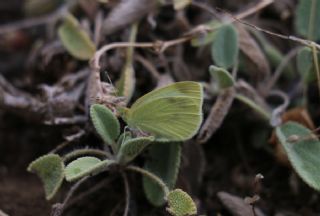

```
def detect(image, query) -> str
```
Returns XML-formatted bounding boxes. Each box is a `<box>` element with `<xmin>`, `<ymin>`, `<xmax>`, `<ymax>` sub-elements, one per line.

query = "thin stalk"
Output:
<box><xmin>126</xmin><ymin>165</ymin><xmax>169</xmax><ymax>197</ymax></box>
<box><xmin>308</xmin><ymin>0</ymin><xmax>317</xmax><ymax>40</ymax></box>
<box><xmin>265</xmin><ymin>47</ymin><xmax>301</xmax><ymax>93</ymax></box>
<box><xmin>235</xmin><ymin>94</ymin><xmax>271</xmax><ymax>120</ymax></box>
<box><xmin>312</xmin><ymin>45</ymin><xmax>320</xmax><ymax>99</ymax></box>
<box><xmin>121</xmin><ymin>172</ymin><xmax>130</xmax><ymax>216</ymax></box>
<box><xmin>51</xmin><ymin>176</ymin><xmax>89</xmax><ymax>216</ymax></box>
<box><xmin>127</xmin><ymin>23</ymin><xmax>139</xmax><ymax>63</ymax></box>
<box><xmin>63</xmin><ymin>148</ymin><xmax>112</xmax><ymax>162</ymax></box>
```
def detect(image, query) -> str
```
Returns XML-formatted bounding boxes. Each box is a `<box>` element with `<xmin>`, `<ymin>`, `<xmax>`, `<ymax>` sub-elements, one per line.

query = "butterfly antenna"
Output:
<box><xmin>104</xmin><ymin>70</ymin><xmax>119</xmax><ymax>97</ymax></box>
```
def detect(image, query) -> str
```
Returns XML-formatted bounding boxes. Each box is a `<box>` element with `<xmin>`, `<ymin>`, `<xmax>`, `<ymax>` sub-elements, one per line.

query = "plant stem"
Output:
<box><xmin>63</xmin><ymin>148</ymin><xmax>112</xmax><ymax>162</ymax></box>
<box><xmin>311</xmin><ymin>45</ymin><xmax>320</xmax><ymax>100</ymax></box>
<box><xmin>308</xmin><ymin>0</ymin><xmax>317</xmax><ymax>40</ymax></box>
<box><xmin>235</xmin><ymin>94</ymin><xmax>271</xmax><ymax>120</ymax></box>
<box><xmin>265</xmin><ymin>47</ymin><xmax>301</xmax><ymax>93</ymax></box>
<box><xmin>121</xmin><ymin>172</ymin><xmax>130</xmax><ymax>216</ymax></box>
<box><xmin>126</xmin><ymin>165</ymin><xmax>169</xmax><ymax>197</ymax></box>
<box><xmin>51</xmin><ymin>176</ymin><xmax>89</xmax><ymax>216</ymax></box>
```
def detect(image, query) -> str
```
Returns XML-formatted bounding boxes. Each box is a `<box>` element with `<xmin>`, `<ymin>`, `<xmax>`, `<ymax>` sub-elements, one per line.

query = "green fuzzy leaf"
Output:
<box><xmin>58</xmin><ymin>14</ymin><xmax>96</xmax><ymax>60</ymax></box>
<box><xmin>209</xmin><ymin>65</ymin><xmax>235</xmax><ymax>89</ymax></box>
<box><xmin>27</xmin><ymin>154</ymin><xmax>64</xmax><ymax>200</ymax></box>
<box><xmin>117</xmin><ymin>136</ymin><xmax>155</xmax><ymax>164</ymax></box>
<box><xmin>295</xmin><ymin>0</ymin><xmax>320</xmax><ymax>40</ymax></box>
<box><xmin>211</xmin><ymin>24</ymin><xmax>239</xmax><ymax>69</ymax></box>
<box><xmin>65</xmin><ymin>157</ymin><xmax>113</xmax><ymax>182</ymax></box>
<box><xmin>143</xmin><ymin>142</ymin><xmax>181</xmax><ymax>206</ymax></box>
<box><xmin>90</xmin><ymin>104</ymin><xmax>120</xmax><ymax>145</ymax></box>
<box><xmin>166</xmin><ymin>189</ymin><xmax>197</xmax><ymax>216</ymax></box>
<box><xmin>276</xmin><ymin>121</ymin><xmax>320</xmax><ymax>191</ymax></box>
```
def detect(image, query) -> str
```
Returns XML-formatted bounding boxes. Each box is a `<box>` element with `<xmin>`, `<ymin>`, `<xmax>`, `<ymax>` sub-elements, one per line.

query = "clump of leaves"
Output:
<box><xmin>28</xmin><ymin>81</ymin><xmax>202</xmax><ymax>215</ymax></box>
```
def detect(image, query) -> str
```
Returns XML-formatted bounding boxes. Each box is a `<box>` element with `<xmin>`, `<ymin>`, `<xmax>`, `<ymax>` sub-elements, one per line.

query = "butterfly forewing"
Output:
<box><xmin>125</xmin><ymin>82</ymin><xmax>203</xmax><ymax>141</ymax></box>
<box><xmin>131</xmin><ymin>81</ymin><xmax>202</xmax><ymax>110</ymax></box>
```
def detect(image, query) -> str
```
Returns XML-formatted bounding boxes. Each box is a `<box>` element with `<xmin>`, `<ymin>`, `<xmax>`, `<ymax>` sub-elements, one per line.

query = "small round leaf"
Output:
<box><xmin>166</xmin><ymin>189</ymin><xmax>197</xmax><ymax>216</ymax></box>
<box><xmin>211</xmin><ymin>24</ymin><xmax>239</xmax><ymax>69</ymax></box>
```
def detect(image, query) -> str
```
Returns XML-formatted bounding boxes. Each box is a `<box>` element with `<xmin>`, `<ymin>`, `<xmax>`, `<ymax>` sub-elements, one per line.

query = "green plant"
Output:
<box><xmin>28</xmin><ymin>81</ymin><xmax>202</xmax><ymax>216</ymax></box>
<box><xmin>275</xmin><ymin>121</ymin><xmax>320</xmax><ymax>190</ymax></box>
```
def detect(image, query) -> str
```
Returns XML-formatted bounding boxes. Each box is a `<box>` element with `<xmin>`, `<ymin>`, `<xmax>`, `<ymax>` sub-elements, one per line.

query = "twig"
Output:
<box><xmin>121</xmin><ymin>172</ymin><xmax>130</xmax><ymax>216</ymax></box>
<box><xmin>235</xmin><ymin>0</ymin><xmax>274</xmax><ymax>20</ymax></box>
<box><xmin>91</xmin><ymin>35</ymin><xmax>194</xmax><ymax>70</ymax></box>
<box><xmin>217</xmin><ymin>7</ymin><xmax>320</xmax><ymax>51</ymax></box>
<box><xmin>44</xmin><ymin>115</ymin><xmax>87</xmax><ymax>125</ymax></box>
<box><xmin>0</xmin><ymin>6</ymin><xmax>68</xmax><ymax>35</ymax></box>
<box><xmin>92</xmin><ymin>0</ymin><xmax>286</xmax><ymax>72</ymax></box>
<box><xmin>191</xmin><ymin>1</ymin><xmax>222</xmax><ymax>19</ymax></box>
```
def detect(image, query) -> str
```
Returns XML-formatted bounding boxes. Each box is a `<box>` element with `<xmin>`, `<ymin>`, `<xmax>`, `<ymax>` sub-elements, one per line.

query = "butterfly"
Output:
<box><xmin>118</xmin><ymin>81</ymin><xmax>203</xmax><ymax>142</ymax></box>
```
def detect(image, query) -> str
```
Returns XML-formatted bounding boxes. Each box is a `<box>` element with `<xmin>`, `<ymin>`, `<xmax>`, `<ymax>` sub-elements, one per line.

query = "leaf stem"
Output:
<box><xmin>312</xmin><ymin>45</ymin><xmax>320</xmax><ymax>100</ymax></box>
<box><xmin>126</xmin><ymin>165</ymin><xmax>170</xmax><ymax>197</ymax></box>
<box><xmin>308</xmin><ymin>0</ymin><xmax>317</xmax><ymax>40</ymax></box>
<box><xmin>121</xmin><ymin>172</ymin><xmax>130</xmax><ymax>216</ymax></box>
<box><xmin>51</xmin><ymin>176</ymin><xmax>89</xmax><ymax>216</ymax></box>
<box><xmin>235</xmin><ymin>94</ymin><xmax>271</xmax><ymax>120</ymax></box>
<box><xmin>63</xmin><ymin>148</ymin><xmax>112</xmax><ymax>162</ymax></box>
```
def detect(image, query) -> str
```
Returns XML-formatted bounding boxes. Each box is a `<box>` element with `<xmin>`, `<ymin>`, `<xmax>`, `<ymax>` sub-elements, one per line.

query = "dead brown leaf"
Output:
<box><xmin>197</xmin><ymin>87</ymin><xmax>235</xmax><ymax>144</ymax></box>
<box><xmin>236</xmin><ymin>23</ymin><xmax>270</xmax><ymax>82</ymax></box>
